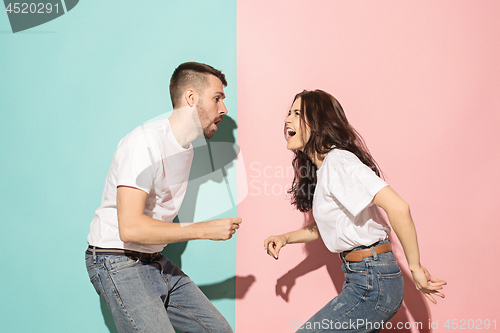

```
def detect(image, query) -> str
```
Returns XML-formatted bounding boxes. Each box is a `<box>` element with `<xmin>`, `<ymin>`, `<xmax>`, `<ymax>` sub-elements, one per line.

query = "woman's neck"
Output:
<box><xmin>310</xmin><ymin>152</ymin><xmax>325</xmax><ymax>169</ymax></box>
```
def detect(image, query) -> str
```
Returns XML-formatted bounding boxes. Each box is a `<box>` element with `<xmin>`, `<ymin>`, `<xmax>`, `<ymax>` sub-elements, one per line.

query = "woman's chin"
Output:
<box><xmin>286</xmin><ymin>143</ymin><xmax>302</xmax><ymax>151</ymax></box>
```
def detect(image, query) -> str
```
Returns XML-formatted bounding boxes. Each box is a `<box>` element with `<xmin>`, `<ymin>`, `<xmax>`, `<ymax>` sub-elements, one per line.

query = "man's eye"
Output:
<box><xmin>215</xmin><ymin>97</ymin><xmax>220</xmax><ymax>102</ymax></box>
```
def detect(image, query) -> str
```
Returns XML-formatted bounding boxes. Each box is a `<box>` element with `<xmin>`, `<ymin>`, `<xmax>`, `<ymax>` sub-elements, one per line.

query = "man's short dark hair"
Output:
<box><xmin>169</xmin><ymin>62</ymin><xmax>227</xmax><ymax>108</ymax></box>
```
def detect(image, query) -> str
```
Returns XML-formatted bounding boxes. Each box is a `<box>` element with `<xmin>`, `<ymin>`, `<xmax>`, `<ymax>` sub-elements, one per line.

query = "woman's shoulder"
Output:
<box><xmin>324</xmin><ymin>148</ymin><xmax>362</xmax><ymax>166</ymax></box>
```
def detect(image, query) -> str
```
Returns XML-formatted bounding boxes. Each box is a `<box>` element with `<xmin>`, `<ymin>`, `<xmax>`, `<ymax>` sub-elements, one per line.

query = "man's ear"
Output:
<box><xmin>184</xmin><ymin>88</ymin><xmax>196</xmax><ymax>107</ymax></box>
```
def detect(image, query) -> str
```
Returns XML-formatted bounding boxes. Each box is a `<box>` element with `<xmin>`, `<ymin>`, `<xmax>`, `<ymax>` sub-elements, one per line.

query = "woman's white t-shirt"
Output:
<box><xmin>312</xmin><ymin>149</ymin><xmax>391</xmax><ymax>253</ymax></box>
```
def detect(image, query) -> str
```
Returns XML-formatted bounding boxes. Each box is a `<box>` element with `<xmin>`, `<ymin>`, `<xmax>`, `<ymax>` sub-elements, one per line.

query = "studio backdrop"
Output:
<box><xmin>1</xmin><ymin>1</ymin><xmax>499</xmax><ymax>332</ymax></box>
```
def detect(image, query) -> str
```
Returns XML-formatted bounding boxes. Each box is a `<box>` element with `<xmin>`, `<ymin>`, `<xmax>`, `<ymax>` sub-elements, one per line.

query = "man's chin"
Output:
<box><xmin>203</xmin><ymin>130</ymin><xmax>214</xmax><ymax>140</ymax></box>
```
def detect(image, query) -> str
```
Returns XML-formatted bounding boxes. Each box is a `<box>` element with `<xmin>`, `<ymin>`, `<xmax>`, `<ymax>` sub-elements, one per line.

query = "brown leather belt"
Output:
<box><xmin>341</xmin><ymin>241</ymin><xmax>391</xmax><ymax>262</ymax></box>
<box><xmin>87</xmin><ymin>246</ymin><xmax>160</xmax><ymax>259</ymax></box>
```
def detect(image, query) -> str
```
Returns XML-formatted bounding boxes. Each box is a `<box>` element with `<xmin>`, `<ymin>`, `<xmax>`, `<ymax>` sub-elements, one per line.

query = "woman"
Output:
<box><xmin>264</xmin><ymin>90</ymin><xmax>446</xmax><ymax>332</ymax></box>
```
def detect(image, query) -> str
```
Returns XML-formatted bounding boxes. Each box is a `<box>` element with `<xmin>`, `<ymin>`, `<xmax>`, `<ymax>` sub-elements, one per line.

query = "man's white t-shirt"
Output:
<box><xmin>87</xmin><ymin>118</ymin><xmax>193</xmax><ymax>253</ymax></box>
<box><xmin>313</xmin><ymin>149</ymin><xmax>391</xmax><ymax>253</ymax></box>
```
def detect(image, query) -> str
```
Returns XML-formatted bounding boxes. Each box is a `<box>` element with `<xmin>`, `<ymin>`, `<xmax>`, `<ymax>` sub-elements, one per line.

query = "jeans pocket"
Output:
<box><xmin>90</xmin><ymin>273</ymin><xmax>104</xmax><ymax>297</ymax></box>
<box><xmin>344</xmin><ymin>261</ymin><xmax>368</xmax><ymax>274</ymax></box>
<box><xmin>108</xmin><ymin>256</ymin><xmax>140</xmax><ymax>273</ymax></box>
<box><xmin>375</xmin><ymin>270</ymin><xmax>404</xmax><ymax>314</ymax></box>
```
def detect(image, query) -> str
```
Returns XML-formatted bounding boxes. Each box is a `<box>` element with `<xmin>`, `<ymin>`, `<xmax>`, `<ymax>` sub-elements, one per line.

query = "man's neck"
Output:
<box><xmin>168</xmin><ymin>105</ymin><xmax>202</xmax><ymax>149</ymax></box>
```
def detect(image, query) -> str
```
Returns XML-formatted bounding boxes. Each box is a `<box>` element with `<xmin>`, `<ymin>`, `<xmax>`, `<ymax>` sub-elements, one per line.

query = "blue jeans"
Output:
<box><xmin>296</xmin><ymin>240</ymin><xmax>404</xmax><ymax>333</ymax></box>
<box><xmin>85</xmin><ymin>249</ymin><xmax>233</xmax><ymax>333</ymax></box>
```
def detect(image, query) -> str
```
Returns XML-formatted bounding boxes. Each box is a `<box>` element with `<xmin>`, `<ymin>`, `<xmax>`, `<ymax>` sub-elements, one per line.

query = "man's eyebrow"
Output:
<box><xmin>215</xmin><ymin>92</ymin><xmax>226</xmax><ymax>98</ymax></box>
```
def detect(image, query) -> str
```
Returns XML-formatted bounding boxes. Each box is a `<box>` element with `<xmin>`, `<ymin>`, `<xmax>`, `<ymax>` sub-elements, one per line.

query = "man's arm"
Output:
<box><xmin>117</xmin><ymin>185</ymin><xmax>241</xmax><ymax>245</ymax></box>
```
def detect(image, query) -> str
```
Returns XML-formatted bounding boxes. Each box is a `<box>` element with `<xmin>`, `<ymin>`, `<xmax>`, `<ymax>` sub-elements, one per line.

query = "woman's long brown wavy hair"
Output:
<box><xmin>287</xmin><ymin>90</ymin><xmax>381</xmax><ymax>212</ymax></box>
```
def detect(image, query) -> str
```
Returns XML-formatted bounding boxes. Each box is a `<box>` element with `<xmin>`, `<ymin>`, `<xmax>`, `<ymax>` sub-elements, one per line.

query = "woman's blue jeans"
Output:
<box><xmin>297</xmin><ymin>240</ymin><xmax>404</xmax><ymax>333</ymax></box>
<box><xmin>85</xmin><ymin>249</ymin><xmax>233</xmax><ymax>333</ymax></box>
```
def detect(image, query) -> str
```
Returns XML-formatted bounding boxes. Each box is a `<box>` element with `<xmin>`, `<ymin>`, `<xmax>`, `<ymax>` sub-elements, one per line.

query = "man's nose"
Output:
<box><xmin>219</xmin><ymin>102</ymin><xmax>228</xmax><ymax>115</ymax></box>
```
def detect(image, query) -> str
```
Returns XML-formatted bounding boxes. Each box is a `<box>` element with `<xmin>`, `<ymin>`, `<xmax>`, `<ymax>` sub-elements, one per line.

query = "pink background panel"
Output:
<box><xmin>236</xmin><ymin>1</ymin><xmax>500</xmax><ymax>332</ymax></box>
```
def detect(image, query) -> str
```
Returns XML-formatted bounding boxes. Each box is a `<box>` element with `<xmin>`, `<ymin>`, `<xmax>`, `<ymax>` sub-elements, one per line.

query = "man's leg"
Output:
<box><xmin>85</xmin><ymin>252</ymin><xmax>177</xmax><ymax>333</ymax></box>
<box><xmin>157</xmin><ymin>255</ymin><xmax>233</xmax><ymax>333</ymax></box>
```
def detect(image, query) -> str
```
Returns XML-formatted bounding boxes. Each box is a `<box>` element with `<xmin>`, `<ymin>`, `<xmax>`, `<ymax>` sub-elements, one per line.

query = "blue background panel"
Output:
<box><xmin>0</xmin><ymin>1</ymin><xmax>237</xmax><ymax>332</ymax></box>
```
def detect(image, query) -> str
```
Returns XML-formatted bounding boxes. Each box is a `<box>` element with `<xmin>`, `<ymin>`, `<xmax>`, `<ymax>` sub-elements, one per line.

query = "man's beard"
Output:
<box><xmin>196</xmin><ymin>100</ymin><xmax>222</xmax><ymax>139</ymax></box>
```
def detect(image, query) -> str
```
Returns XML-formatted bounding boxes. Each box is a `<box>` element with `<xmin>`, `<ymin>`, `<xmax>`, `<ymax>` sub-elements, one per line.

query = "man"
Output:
<box><xmin>85</xmin><ymin>62</ymin><xmax>241</xmax><ymax>333</ymax></box>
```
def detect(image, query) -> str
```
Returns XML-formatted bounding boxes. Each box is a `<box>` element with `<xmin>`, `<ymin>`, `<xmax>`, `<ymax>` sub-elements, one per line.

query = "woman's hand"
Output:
<box><xmin>373</xmin><ymin>187</ymin><xmax>447</xmax><ymax>304</ymax></box>
<box><xmin>264</xmin><ymin>222</ymin><xmax>320</xmax><ymax>259</ymax></box>
<box><xmin>411</xmin><ymin>265</ymin><xmax>447</xmax><ymax>304</ymax></box>
<box><xmin>264</xmin><ymin>235</ymin><xmax>288</xmax><ymax>259</ymax></box>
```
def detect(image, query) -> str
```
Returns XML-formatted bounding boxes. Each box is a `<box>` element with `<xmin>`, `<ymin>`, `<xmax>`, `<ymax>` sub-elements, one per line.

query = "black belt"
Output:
<box><xmin>87</xmin><ymin>246</ymin><xmax>160</xmax><ymax>259</ymax></box>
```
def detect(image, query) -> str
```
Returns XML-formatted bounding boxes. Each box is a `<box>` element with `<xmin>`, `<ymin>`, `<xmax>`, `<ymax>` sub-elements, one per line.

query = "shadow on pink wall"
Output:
<box><xmin>250</xmin><ymin>212</ymin><xmax>432</xmax><ymax>332</ymax></box>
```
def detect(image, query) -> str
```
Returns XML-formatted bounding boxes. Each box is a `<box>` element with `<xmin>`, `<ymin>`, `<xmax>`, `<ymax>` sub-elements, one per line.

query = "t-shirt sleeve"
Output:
<box><xmin>115</xmin><ymin>128</ymin><xmax>161</xmax><ymax>194</ymax></box>
<box><xmin>327</xmin><ymin>159</ymin><xmax>388</xmax><ymax>217</ymax></box>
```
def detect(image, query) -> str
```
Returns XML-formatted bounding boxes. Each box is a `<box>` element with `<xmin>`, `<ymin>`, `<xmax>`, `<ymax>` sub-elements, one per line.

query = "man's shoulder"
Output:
<box><xmin>120</xmin><ymin>119</ymin><xmax>170</xmax><ymax>146</ymax></box>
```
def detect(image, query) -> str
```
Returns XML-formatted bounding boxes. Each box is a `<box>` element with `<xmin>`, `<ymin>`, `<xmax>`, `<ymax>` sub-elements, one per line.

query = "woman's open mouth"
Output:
<box><xmin>286</xmin><ymin>128</ymin><xmax>296</xmax><ymax>141</ymax></box>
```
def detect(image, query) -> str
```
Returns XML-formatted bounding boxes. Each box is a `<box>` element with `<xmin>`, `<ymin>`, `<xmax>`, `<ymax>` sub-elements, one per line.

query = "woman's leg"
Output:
<box><xmin>296</xmin><ymin>251</ymin><xmax>404</xmax><ymax>333</ymax></box>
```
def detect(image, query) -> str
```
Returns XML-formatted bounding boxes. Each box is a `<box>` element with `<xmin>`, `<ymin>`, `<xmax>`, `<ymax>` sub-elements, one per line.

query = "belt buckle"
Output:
<box><xmin>141</xmin><ymin>252</ymin><xmax>158</xmax><ymax>260</ymax></box>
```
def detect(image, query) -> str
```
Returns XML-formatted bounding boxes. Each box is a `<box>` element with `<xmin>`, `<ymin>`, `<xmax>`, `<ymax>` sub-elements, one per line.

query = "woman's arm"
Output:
<box><xmin>264</xmin><ymin>221</ymin><xmax>320</xmax><ymax>259</ymax></box>
<box><xmin>373</xmin><ymin>186</ymin><xmax>447</xmax><ymax>304</ymax></box>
